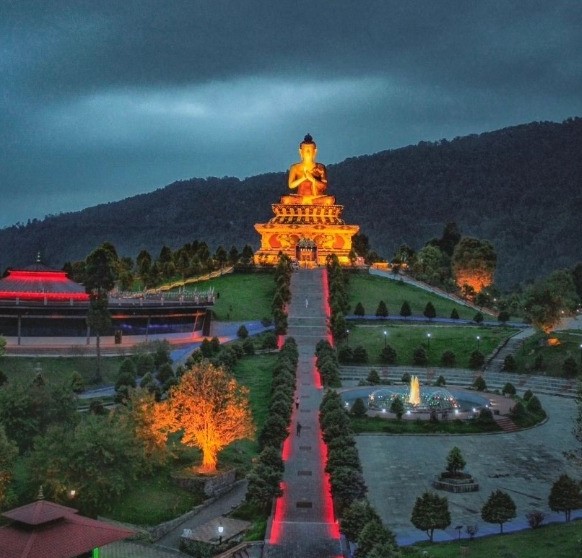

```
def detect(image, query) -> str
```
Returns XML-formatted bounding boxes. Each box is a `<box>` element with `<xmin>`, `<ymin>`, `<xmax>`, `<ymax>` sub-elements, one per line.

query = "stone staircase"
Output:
<box><xmin>495</xmin><ymin>416</ymin><xmax>520</xmax><ymax>433</ymax></box>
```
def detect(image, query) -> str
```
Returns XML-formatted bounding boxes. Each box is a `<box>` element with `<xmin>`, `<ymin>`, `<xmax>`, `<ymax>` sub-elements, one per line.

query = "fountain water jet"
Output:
<box><xmin>408</xmin><ymin>375</ymin><xmax>421</xmax><ymax>406</ymax></box>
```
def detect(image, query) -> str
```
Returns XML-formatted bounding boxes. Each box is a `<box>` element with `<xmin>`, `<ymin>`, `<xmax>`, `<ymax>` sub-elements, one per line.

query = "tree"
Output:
<box><xmin>237</xmin><ymin>324</ymin><xmax>249</xmax><ymax>339</ymax></box>
<box><xmin>473</xmin><ymin>311</ymin><xmax>484</xmax><ymax>324</ymax></box>
<box><xmin>85</xmin><ymin>245</ymin><xmax>116</xmax><ymax>383</ymax></box>
<box><xmin>340</xmin><ymin>499</ymin><xmax>381</xmax><ymax>544</ymax></box>
<box><xmin>498</xmin><ymin>310</ymin><xmax>510</xmax><ymax>324</ymax></box>
<box><xmin>441</xmin><ymin>350</ymin><xmax>456</xmax><ymax>367</ymax></box>
<box><xmin>390</xmin><ymin>397</ymin><xmax>405</xmax><ymax>420</ymax></box>
<box><xmin>549</xmin><ymin>474</ymin><xmax>582</xmax><ymax>522</ymax></box>
<box><xmin>411</xmin><ymin>491</ymin><xmax>451</xmax><ymax>542</ymax></box>
<box><xmin>450</xmin><ymin>308</ymin><xmax>460</xmax><ymax>320</ymax></box>
<box><xmin>446</xmin><ymin>447</ymin><xmax>466</xmax><ymax>475</ymax></box>
<box><xmin>469</xmin><ymin>350</ymin><xmax>485</xmax><ymax>369</ymax></box>
<box><xmin>0</xmin><ymin>336</ymin><xmax>5</xmax><ymax>359</ymax></box>
<box><xmin>563</xmin><ymin>357</ymin><xmax>578</xmax><ymax>378</ymax></box>
<box><xmin>413</xmin><ymin>346</ymin><xmax>428</xmax><ymax>366</ymax></box>
<box><xmin>354</xmin><ymin>302</ymin><xmax>365</xmax><ymax>316</ymax></box>
<box><xmin>423</xmin><ymin>302</ymin><xmax>436</xmax><ymax>320</ymax></box>
<box><xmin>157</xmin><ymin>363</ymin><xmax>254</xmax><ymax>473</ymax></box>
<box><xmin>29</xmin><ymin>415</ymin><xmax>146</xmax><ymax>517</ymax></box>
<box><xmin>573</xmin><ymin>378</ymin><xmax>582</xmax><ymax>449</ymax></box>
<box><xmin>355</xmin><ymin>519</ymin><xmax>398</xmax><ymax>558</ymax></box>
<box><xmin>481</xmin><ymin>490</ymin><xmax>516</xmax><ymax>533</ymax></box>
<box><xmin>522</xmin><ymin>270</ymin><xmax>578</xmax><ymax>333</ymax></box>
<box><xmin>452</xmin><ymin>237</ymin><xmax>497</xmax><ymax>293</ymax></box>
<box><xmin>350</xmin><ymin>398</ymin><xmax>367</xmax><ymax>418</ymax></box>
<box><xmin>503</xmin><ymin>354</ymin><xmax>517</xmax><ymax>372</ymax></box>
<box><xmin>400</xmin><ymin>301</ymin><xmax>412</xmax><ymax>319</ymax></box>
<box><xmin>375</xmin><ymin>300</ymin><xmax>388</xmax><ymax>318</ymax></box>
<box><xmin>0</xmin><ymin>425</ymin><xmax>18</xmax><ymax>508</ymax></box>
<box><xmin>502</xmin><ymin>382</ymin><xmax>516</xmax><ymax>396</ymax></box>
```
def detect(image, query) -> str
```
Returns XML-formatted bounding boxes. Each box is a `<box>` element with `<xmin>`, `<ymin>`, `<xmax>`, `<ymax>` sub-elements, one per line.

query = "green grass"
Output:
<box><xmin>182</xmin><ymin>272</ymin><xmax>275</xmax><ymax>321</ymax></box>
<box><xmin>350</xmin><ymin>416</ymin><xmax>500</xmax><ymax>434</ymax></box>
<box><xmin>0</xmin><ymin>356</ymin><xmax>125</xmax><ymax>386</ymax></box>
<box><xmin>514</xmin><ymin>330</ymin><xmax>582</xmax><ymax>375</ymax></box>
<box><xmin>345</xmin><ymin>324</ymin><xmax>512</xmax><ymax>367</ymax></box>
<box><xmin>404</xmin><ymin>520</ymin><xmax>582</xmax><ymax>558</ymax></box>
<box><xmin>348</xmin><ymin>273</ymin><xmax>479</xmax><ymax>320</ymax></box>
<box><xmin>108</xmin><ymin>473</ymin><xmax>204</xmax><ymax>525</ymax></box>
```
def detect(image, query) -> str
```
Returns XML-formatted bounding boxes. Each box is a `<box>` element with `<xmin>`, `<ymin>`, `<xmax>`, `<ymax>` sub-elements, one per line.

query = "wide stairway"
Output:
<box><xmin>263</xmin><ymin>269</ymin><xmax>343</xmax><ymax>558</ymax></box>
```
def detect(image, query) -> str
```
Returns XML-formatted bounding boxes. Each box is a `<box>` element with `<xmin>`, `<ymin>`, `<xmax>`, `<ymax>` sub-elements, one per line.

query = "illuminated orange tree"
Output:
<box><xmin>158</xmin><ymin>362</ymin><xmax>255</xmax><ymax>473</ymax></box>
<box><xmin>452</xmin><ymin>237</ymin><xmax>497</xmax><ymax>294</ymax></box>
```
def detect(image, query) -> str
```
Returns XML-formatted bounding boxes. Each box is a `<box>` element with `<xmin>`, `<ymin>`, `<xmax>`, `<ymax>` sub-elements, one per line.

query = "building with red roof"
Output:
<box><xmin>0</xmin><ymin>498</ymin><xmax>134</xmax><ymax>558</ymax></box>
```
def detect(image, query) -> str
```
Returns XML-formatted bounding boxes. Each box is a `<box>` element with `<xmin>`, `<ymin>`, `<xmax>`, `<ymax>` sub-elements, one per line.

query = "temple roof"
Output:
<box><xmin>0</xmin><ymin>500</ymin><xmax>134</xmax><ymax>558</ymax></box>
<box><xmin>0</xmin><ymin>263</ymin><xmax>88</xmax><ymax>301</ymax></box>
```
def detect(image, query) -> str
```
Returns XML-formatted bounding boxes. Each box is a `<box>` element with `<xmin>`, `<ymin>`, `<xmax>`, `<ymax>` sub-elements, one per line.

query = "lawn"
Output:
<box><xmin>0</xmin><ymin>355</ymin><xmax>125</xmax><ymax>386</ymax></box>
<box><xmin>404</xmin><ymin>520</ymin><xmax>582</xmax><ymax>558</ymax></box>
<box><xmin>344</xmin><ymin>323</ymin><xmax>512</xmax><ymax>367</ymax></box>
<box><xmin>350</xmin><ymin>415</ymin><xmax>500</xmax><ymax>434</ymax></box>
<box><xmin>348</xmin><ymin>273</ymin><xmax>479</xmax><ymax>320</ymax></box>
<box><xmin>182</xmin><ymin>271</ymin><xmax>275</xmax><ymax>321</ymax></box>
<box><xmin>514</xmin><ymin>330</ymin><xmax>582</xmax><ymax>375</ymax></box>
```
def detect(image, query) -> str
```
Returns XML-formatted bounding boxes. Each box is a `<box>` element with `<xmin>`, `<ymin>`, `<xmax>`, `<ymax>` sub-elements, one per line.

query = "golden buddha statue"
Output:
<box><xmin>282</xmin><ymin>134</ymin><xmax>334</xmax><ymax>205</ymax></box>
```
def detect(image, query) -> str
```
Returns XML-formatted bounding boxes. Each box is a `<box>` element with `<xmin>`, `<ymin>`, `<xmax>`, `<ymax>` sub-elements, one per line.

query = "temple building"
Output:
<box><xmin>0</xmin><ymin>258</ymin><xmax>212</xmax><ymax>343</ymax></box>
<box><xmin>254</xmin><ymin>134</ymin><xmax>359</xmax><ymax>266</ymax></box>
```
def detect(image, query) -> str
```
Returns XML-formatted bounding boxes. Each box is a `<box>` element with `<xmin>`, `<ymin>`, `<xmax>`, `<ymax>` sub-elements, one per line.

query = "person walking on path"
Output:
<box><xmin>305</xmin><ymin>297</ymin><xmax>309</xmax><ymax>308</ymax></box>
<box><xmin>295</xmin><ymin>396</ymin><xmax>300</xmax><ymax>410</ymax></box>
<box><xmin>296</xmin><ymin>422</ymin><xmax>302</xmax><ymax>437</ymax></box>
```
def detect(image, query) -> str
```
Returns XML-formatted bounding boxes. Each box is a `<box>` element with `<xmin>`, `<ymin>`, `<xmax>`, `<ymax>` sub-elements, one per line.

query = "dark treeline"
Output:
<box><xmin>1</xmin><ymin>118</ymin><xmax>581</xmax><ymax>289</ymax></box>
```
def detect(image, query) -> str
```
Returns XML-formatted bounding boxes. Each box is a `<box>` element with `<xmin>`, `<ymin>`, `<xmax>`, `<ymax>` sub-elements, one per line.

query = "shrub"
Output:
<box><xmin>441</xmin><ymin>350</ymin><xmax>456</xmax><ymax>367</ymax></box>
<box><xmin>527</xmin><ymin>395</ymin><xmax>543</xmax><ymax>414</ymax></box>
<box><xmin>400</xmin><ymin>301</ymin><xmax>412</xmax><ymax>318</ymax></box>
<box><xmin>412</xmin><ymin>346</ymin><xmax>428</xmax><ymax>366</ymax></box>
<box><xmin>375</xmin><ymin>300</ymin><xmax>388</xmax><ymax>317</ymax></box>
<box><xmin>476</xmin><ymin>407</ymin><xmax>495</xmax><ymax>425</ymax></box>
<box><xmin>510</xmin><ymin>401</ymin><xmax>527</xmax><ymax>420</ymax></box>
<box><xmin>450</xmin><ymin>308</ymin><xmax>460</xmax><ymax>320</ymax></box>
<box><xmin>354</xmin><ymin>302</ymin><xmax>365</xmax><ymax>316</ymax></box>
<box><xmin>338</xmin><ymin>346</ymin><xmax>354</xmax><ymax>364</ymax></box>
<box><xmin>156</xmin><ymin>363</ymin><xmax>174</xmax><ymax>384</ymax></box>
<box><xmin>498</xmin><ymin>310</ymin><xmax>510</xmax><ymax>323</ymax></box>
<box><xmin>367</xmin><ymin>370</ymin><xmax>381</xmax><ymax>384</ymax></box>
<box><xmin>389</xmin><ymin>397</ymin><xmax>405</xmax><ymax>420</ymax></box>
<box><xmin>377</xmin><ymin>345</ymin><xmax>396</xmax><ymax>366</ymax></box>
<box><xmin>533</xmin><ymin>354</ymin><xmax>545</xmax><ymax>371</ymax></box>
<box><xmin>423</xmin><ymin>302</ymin><xmax>436</xmax><ymax>320</ymax></box>
<box><xmin>523</xmin><ymin>389</ymin><xmax>534</xmax><ymax>401</ymax></box>
<box><xmin>469</xmin><ymin>350</ymin><xmax>485</xmax><ymax>369</ymax></box>
<box><xmin>473</xmin><ymin>375</ymin><xmax>487</xmax><ymax>391</ymax></box>
<box><xmin>502</xmin><ymin>382</ymin><xmax>516</xmax><ymax>396</ymax></box>
<box><xmin>503</xmin><ymin>355</ymin><xmax>517</xmax><ymax>372</ymax></box>
<box><xmin>351</xmin><ymin>398</ymin><xmax>367</xmax><ymax>418</ymax></box>
<box><xmin>526</xmin><ymin>510</ymin><xmax>545</xmax><ymax>529</ymax></box>
<box><xmin>435</xmin><ymin>375</ymin><xmax>446</xmax><ymax>387</ymax></box>
<box><xmin>473</xmin><ymin>312</ymin><xmax>484</xmax><ymax>324</ymax></box>
<box><xmin>401</xmin><ymin>372</ymin><xmax>411</xmax><ymax>384</ymax></box>
<box><xmin>242</xmin><ymin>338</ymin><xmax>255</xmax><ymax>355</ymax></box>
<box><xmin>353</xmin><ymin>346</ymin><xmax>369</xmax><ymax>364</ymax></box>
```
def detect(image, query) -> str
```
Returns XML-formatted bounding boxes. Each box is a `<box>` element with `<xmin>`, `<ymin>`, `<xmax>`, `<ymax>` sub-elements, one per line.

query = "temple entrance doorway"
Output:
<box><xmin>296</xmin><ymin>239</ymin><xmax>317</xmax><ymax>266</ymax></box>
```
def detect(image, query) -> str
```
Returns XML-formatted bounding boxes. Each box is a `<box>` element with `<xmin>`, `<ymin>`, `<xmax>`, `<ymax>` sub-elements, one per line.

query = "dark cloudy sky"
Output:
<box><xmin>2</xmin><ymin>1</ymin><xmax>581</xmax><ymax>228</ymax></box>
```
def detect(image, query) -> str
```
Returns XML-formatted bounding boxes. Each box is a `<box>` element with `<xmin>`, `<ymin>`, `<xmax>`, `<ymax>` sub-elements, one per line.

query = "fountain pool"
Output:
<box><xmin>341</xmin><ymin>383</ymin><xmax>490</xmax><ymax>414</ymax></box>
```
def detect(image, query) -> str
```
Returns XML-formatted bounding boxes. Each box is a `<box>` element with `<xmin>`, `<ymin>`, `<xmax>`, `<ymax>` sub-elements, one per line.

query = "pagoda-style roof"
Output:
<box><xmin>0</xmin><ymin>263</ymin><xmax>88</xmax><ymax>301</ymax></box>
<box><xmin>0</xmin><ymin>499</ymin><xmax>134</xmax><ymax>558</ymax></box>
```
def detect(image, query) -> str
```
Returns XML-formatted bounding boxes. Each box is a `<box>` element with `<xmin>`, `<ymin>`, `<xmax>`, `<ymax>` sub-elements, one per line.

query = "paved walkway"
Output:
<box><xmin>264</xmin><ymin>269</ymin><xmax>343</xmax><ymax>558</ymax></box>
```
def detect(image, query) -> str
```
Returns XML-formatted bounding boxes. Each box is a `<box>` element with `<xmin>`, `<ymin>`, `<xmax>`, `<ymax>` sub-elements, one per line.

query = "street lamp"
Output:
<box><xmin>217</xmin><ymin>522</ymin><xmax>224</xmax><ymax>545</ymax></box>
<box><xmin>426</xmin><ymin>332</ymin><xmax>431</xmax><ymax>353</ymax></box>
<box><xmin>579</xmin><ymin>343</ymin><xmax>582</xmax><ymax>366</ymax></box>
<box><xmin>383</xmin><ymin>330</ymin><xmax>387</xmax><ymax>348</ymax></box>
<box><xmin>476</xmin><ymin>335</ymin><xmax>481</xmax><ymax>352</ymax></box>
<box><xmin>346</xmin><ymin>329</ymin><xmax>350</xmax><ymax>346</ymax></box>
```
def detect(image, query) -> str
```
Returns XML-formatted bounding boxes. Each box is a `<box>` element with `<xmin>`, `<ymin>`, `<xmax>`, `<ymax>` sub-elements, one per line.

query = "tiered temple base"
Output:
<box><xmin>254</xmin><ymin>195</ymin><xmax>359</xmax><ymax>266</ymax></box>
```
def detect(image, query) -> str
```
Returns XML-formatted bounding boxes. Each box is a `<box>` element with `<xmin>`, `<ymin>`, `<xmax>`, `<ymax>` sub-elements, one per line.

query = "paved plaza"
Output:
<box><xmin>357</xmin><ymin>394</ymin><xmax>582</xmax><ymax>545</ymax></box>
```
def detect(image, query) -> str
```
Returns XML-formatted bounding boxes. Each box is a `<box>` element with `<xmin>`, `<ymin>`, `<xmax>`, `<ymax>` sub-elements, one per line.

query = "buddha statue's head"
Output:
<box><xmin>299</xmin><ymin>133</ymin><xmax>317</xmax><ymax>163</ymax></box>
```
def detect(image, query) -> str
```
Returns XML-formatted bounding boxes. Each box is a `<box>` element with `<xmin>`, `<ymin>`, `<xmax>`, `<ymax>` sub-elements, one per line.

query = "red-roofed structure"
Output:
<box><xmin>0</xmin><ymin>499</ymin><xmax>134</xmax><ymax>558</ymax></box>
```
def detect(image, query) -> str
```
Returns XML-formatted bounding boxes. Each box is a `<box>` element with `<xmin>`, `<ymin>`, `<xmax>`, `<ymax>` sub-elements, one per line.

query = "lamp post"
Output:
<box><xmin>476</xmin><ymin>335</ymin><xmax>481</xmax><ymax>352</ymax></box>
<box><xmin>346</xmin><ymin>329</ymin><xmax>350</xmax><ymax>347</ymax></box>
<box><xmin>455</xmin><ymin>525</ymin><xmax>463</xmax><ymax>542</ymax></box>
<box><xmin>384</xmin><ymin>330</ymin><xmax>387</xmax><ymax>348</ymax></box>
<box><xmin>426</xmin><ymin>332</ymin><xmax>431</xmax><ymax>354</ymax></box>
<box><xmin>579</xmin><ymin>343</ymin><xmax>582</xmax><ymax>367</ymax></box>
<box><xmin>217</xmin><ymin>522</ymin><xmax>224</xmax><ymax>545</ymax></box>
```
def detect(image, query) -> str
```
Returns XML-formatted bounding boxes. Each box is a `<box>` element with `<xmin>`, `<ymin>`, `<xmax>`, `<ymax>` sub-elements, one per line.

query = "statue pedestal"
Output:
<box><xmin>254</xmin><ymin>199</ymin><xmax>359</xmax><ymax>266</ymax></box>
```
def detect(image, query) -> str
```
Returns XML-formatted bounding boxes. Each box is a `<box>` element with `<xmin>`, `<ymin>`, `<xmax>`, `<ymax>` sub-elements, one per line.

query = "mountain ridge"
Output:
<box><xmin>1</xmin><ymin>118</ymin><xmax>580</xmax><ymax>289</ymax></box>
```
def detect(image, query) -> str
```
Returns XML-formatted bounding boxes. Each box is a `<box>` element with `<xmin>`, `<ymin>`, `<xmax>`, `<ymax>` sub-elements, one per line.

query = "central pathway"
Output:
<box><xmin>264</xmin><ymin>269</ymin><xmax>343</xmax><ymax>558</ymax></box>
